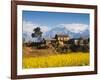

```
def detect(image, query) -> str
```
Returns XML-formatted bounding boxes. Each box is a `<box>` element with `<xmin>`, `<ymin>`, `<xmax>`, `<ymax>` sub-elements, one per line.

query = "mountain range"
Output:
<box><xmin>23</xmin><ymin>26</ymin><xmax>89</xmax><ymax>42</ymax></box>
<box><xmin>43</xmin><ymin>26</ymin><xmax>89</xmax><ymax>39</ymax></box>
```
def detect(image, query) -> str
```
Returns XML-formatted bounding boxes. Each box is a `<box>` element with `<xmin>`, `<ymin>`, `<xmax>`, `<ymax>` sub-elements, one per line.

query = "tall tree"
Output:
<box><xmin>31</xmin><ymin>27</ymin><xmax>43</xmax><ymax>40</ymax></box>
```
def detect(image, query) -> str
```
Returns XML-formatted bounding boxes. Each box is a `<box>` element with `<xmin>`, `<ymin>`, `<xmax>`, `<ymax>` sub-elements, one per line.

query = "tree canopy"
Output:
<box><xmin>31</xmin><ymin>27</ymin><xmax>43</xmax><ymax>38</ymax></box>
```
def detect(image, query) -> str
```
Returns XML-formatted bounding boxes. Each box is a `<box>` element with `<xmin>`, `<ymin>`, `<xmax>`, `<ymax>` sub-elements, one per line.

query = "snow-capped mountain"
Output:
<box><xmin>23</xmin><ymin>26</ymin><xmax>89</xmax><ymax>42</ymax></box>
<box><xmin>43</xmin><ymin>26</ymin><xmax>70</xmax><ymax>39</ymax></box>
<box><xmin>43</xmin><ymin>26</ymin><xmax>89</xmax><ymax>39</ymax></box>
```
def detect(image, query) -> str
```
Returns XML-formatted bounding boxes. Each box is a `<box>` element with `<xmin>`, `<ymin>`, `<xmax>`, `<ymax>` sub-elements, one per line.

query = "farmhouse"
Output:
<box><xmin>67</xmin><ymin>38</ymin><xmax>88</xmax><ymax>46</ymax></box>
<box><xmin>54</xmin><ymin>34</ymin><xmax>70</xmax><ymax>46</ymax></box>
<box><xmin>55</xmin><ymin>34</ymin><xmax>70</xmax><ymax>41</ymax></box>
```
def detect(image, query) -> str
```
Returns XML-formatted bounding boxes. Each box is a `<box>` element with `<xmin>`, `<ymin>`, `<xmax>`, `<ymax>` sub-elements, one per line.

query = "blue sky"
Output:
<box><xmin>23</xmin><ymin>11</ymin><xmax>89</xmax><ymax>27</ymax></box>
<box><xmin>22</xmin><ymin>10</ymin><xmax>90</xmax><ymax>33</ymax></box>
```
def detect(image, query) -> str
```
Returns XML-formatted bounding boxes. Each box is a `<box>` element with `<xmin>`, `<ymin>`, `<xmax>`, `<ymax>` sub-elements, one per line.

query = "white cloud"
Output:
<box><xmin>23</xmin><ymin>21</ymin><xmax>50</xmax><ymax>33</ymax></box>
<box><xmin>60</xmin><ymin>23</ymin><xmax>89</xmax><ymax>33</ymax></box>
<box><xmin>23</xmin><ymin>21</ymin><xmax>89</xmax><ymax>34</ymax></box>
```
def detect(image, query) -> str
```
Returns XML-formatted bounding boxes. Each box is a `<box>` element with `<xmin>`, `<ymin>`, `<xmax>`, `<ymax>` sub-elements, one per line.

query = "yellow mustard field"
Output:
<box><xmin>22</xmin><ymin>52</ymin><xmax>89</xmax><ymax>68</ymax></box>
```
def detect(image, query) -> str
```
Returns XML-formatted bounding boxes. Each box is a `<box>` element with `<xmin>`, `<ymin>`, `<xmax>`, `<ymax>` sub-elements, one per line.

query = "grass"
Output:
<box><xmin>22</xmin><ymin>52</ymin><xmax>90</xmax><ymax>68</ymax></box>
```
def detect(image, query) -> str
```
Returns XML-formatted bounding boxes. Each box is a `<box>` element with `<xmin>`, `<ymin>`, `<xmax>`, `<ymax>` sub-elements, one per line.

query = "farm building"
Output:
<box><xmin>54</xmin><ymin>34</ymin><xmax>70</xmax><ymax>46</ymax></box>
<box><xmin>55</xmin><ymin>34</ymin><xmax>70</xmax><ymax>41</ymax></box>
<box><xmin>67</xmin><ymin>38</ymin><xmax>89</xmax><ymax>46</ymax></box>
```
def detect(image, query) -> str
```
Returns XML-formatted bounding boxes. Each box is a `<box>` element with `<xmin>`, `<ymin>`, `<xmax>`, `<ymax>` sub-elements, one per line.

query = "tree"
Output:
<box><xmin>31</xmin><ymin>27</ymin><xmax>45</xmax><ymax>48</ymax></box>
<box><xmin>32</xmin><ymin>27</ymin><xmax>42</xmax><ymax>38</ymax></box>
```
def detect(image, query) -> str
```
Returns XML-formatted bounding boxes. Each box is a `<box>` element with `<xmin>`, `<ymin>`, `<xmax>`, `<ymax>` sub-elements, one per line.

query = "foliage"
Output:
<box><xmin>32</xmin><ymin>27</ymin><xmax>42</xmax><ymax>38</ymax></box>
